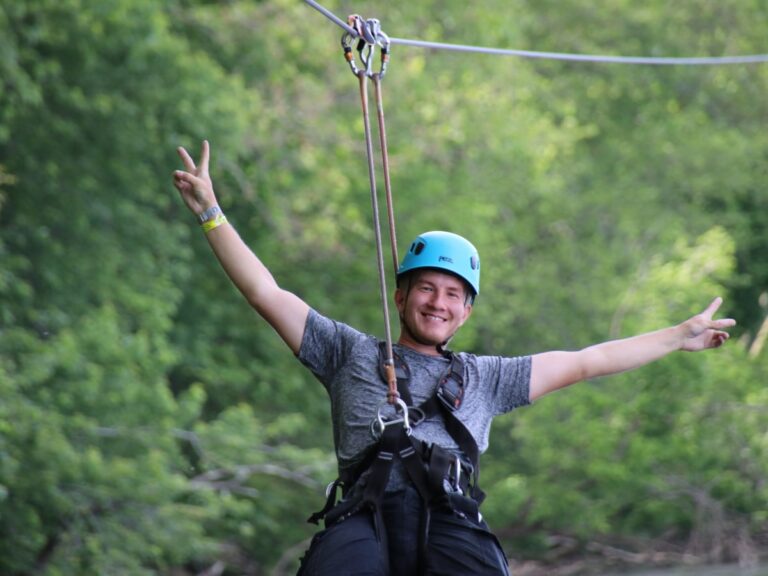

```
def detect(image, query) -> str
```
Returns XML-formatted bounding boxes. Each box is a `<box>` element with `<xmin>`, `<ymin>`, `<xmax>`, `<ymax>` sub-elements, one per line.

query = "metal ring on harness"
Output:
<box><xmin>370</xmin><ymin>397</ymin><xmax>415</xmax><ymax>439</ymax></box>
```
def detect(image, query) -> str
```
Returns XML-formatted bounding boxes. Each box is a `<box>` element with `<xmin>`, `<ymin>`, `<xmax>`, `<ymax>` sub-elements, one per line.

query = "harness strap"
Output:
<box><xmin>426</xmin><ymin>443</ymin><xmax>455</xmax><ymax>495</ymax></box>
<box><xmin>361</xmin><ymin>424</ymin><xmax>399</xmax><ymax>504</ymax></box>
<box><xmin>378</xmin><ymin>343</ymin><xmax>480</xmax><ymax>471</ymax></box>
<box><xmin>374</xmin><ymin>341</ymin><xmax>484</xmax><ymax>502</ymax></box>
<box><xmin>398</xmin><ymin>437</ymin><xmax>433</xmax><ymax>503</ymax></box>
<box><xmin>309</xmin><ymin>345</ymin><xmax>484</xmax><ymax>526</ymax></box>
<box><xmin>417</xmin><ymin>395</ymin><xmax>484</xmax><ymax>504</ymax></box>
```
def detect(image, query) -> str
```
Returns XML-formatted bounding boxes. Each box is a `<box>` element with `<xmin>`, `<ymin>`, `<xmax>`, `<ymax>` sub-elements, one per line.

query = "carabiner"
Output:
<box><xmin>341</xmin><ymin>32</ymin><xmax>361</xmax><ymax>76</ymax></box>
<box><xmin>324</xmin><ymin>479</ymin><xmax>341</xmax><ymax>499</ymax></box>
<box><xmin>340</xmin><ymin>15</ymin><xmax>390</xmax><ymax>79</ymax></box>
<box><xmin>376</xmin><ymin>31</ymin><xmax>390</xmax><ymax>79</ymax></box>
<box><xmin>370</xmin><ymin>397</ymin><xmax>411</xmax><ymax>439</ymax></box>
<box><xmin>454</xmin><ymin>455</ymin><xmax>462</xmax><ymax>492</ymax></box>
<box><xmin>357</xmin><ymin>38</ymin><xmax>376</xmax><ymax>77</ymax></box>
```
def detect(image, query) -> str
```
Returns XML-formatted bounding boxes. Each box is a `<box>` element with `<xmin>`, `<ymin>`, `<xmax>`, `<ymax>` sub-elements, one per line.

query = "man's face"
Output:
<box><xmin>395</xmin><ymin>269</ymin><xmax>473</xmax><ymax>355</ymax></box>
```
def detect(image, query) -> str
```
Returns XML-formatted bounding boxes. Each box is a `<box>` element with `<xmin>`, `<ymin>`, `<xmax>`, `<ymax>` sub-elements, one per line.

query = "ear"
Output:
<box><xmin>394</xmin><ymin>287</ymin><xmax>407</xmax><ymax>314</ymax></box>
<box><xmin>458</xmin><ymin>303</ymin><xmax>473</xmax><ymax>326</ymax></box>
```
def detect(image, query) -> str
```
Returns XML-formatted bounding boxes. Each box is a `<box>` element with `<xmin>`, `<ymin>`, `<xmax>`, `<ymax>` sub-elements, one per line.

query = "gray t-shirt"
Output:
<box><xmin>298</xmin><ymin>309</ymin><xmax>532</xmax><ymax>487</ymax></box>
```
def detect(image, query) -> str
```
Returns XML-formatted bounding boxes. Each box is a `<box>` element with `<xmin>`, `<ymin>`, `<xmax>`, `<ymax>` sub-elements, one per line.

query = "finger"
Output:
<box><xmin>172</xmin><ymin>172</ymin><xmax>189</xmax><ymax>192</ymax></box>
<box><xmin>177</xmin><ymin>146</ymin><xmax>197</xmax><ymax>173</ymax></box>
<box><xmin>702</xmin><ymin>296</ymin><xmax>723</xmax><ymax>319</ymax></box>
<box><xmin>200</xmin><ymin>140</ymin><xmax>210</xmax><ymax>174</ymax></box>
<box><xmin>712</xmin><ymin>318</ymin><xmax>737</xmax><ymax>329</ymax></box>
<box><xmin>173</xmin><ymin>170</ymin><xmax>199</xmax><ymax>189</ymax></box>
<box><xmin>713</xmin><ymin>332</ymin><xmax>729</xmax><ymax>347</ymax></box>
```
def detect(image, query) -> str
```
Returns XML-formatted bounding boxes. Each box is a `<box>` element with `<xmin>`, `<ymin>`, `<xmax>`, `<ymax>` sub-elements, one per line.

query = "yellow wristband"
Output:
<box><xmin>201</xmin><ymin>213</ymin><xmax>228</xmax><ymax>233</ymax></box>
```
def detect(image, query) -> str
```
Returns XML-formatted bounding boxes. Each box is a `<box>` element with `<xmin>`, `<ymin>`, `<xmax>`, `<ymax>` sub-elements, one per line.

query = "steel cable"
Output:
<box><xmin>303</xmin><ymin>0</ymin><xmax>768</xmax><ymax>66</ymax></box>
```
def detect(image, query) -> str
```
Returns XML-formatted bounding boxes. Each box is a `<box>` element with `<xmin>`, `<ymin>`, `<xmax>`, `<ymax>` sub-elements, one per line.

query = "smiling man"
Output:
<box><xmin>394</xmin><ymin>232</ymin><xmax>477</xmax><ymax>354</ymax></box>
<box><xmin>173</xmin><ymin>141</ymin><xmax>736</xmax><ymax>576</ymax></box>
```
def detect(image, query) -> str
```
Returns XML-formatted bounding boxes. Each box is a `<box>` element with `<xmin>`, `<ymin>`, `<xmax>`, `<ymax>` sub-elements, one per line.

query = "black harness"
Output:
<box><xmin>308</xmin><ymin>342</ymin><xmax>486</xmax><ymax>548</ymax></box>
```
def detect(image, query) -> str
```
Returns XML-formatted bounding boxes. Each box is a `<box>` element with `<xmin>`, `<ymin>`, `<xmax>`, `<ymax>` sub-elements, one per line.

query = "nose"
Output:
<box><xmin>427</xmin><ymin>290</ymin><xmax>448</xmax><ymax>310</ymax></box>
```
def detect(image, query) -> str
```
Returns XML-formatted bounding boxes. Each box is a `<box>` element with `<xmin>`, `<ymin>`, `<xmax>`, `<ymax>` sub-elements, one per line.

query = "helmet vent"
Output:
<box><xmin>412</xmin><ymin>241</ymin><xmax>425</xmax><ymax>255</ymax></box>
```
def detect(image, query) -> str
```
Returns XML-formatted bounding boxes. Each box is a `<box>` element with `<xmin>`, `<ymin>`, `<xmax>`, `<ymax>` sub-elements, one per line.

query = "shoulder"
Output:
<box><xmin>457</xmin><ymin>351</ymin><xmax>531</xmax><ymax>373</ymax></box>
<box><xmin>459</xmin><ymin>351</ymin><xmax>532</xmax><ymax>409</ymax></box>
<box><xmin>303</xmin><ymin>308</ymin><xmax>368</xmax><ymax>344</ymax></box>
<box><xmin>299</xmin><ymin>308</ymin><xmax>378</xmax><ymax>368</ymax></box>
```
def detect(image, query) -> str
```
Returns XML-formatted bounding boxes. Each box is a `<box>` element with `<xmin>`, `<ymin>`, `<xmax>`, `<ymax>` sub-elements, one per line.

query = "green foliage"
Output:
<box><xmin>0</xmin><ymin>0</ymin><xmax>766</xmax><ymax>573</ymax></box>
<box><xmin>484</xmin><ymin>228</ymin><xmax>766</xmax><ymax>560</ymax></box>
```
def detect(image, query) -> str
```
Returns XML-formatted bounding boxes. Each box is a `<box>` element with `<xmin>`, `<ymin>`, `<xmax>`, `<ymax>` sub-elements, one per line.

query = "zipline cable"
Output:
<box><xmin>388</xmin><ymin>38</ymin><xmax>768</xmax><ymax>65</ymax></box>
<box><xmin>303</xmin><ymin>0</ymin><xmax>768</xmax><ymax>66</ymax></box>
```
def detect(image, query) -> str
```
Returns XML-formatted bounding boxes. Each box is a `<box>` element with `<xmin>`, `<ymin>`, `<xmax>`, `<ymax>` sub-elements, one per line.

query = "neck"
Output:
<box><xmin>397</xmin><ymin>326</ymin><xmax>444</xmax><ymax>356</ymax></box>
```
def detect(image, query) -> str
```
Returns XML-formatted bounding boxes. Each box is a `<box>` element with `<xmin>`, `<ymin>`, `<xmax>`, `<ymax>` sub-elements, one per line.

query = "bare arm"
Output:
<box><xmin>173</xmin><ymin>141</ymin><xmax>309</xmax><ymax>354</ymax></box>
<box><xmin>529</xmin><ymin>297</ymin><xmax>736</xmax><ymax>401</ymax></box>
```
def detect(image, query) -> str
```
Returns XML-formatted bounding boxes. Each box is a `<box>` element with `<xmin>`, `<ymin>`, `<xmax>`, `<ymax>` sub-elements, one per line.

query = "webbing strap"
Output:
<box><xmin>362</xmin><ymin>425</ymin><xmax>399</xmax><ymax>504</ymax></box>
<box><xmin>377</xmin><ymin>342</ymin><xmax>486</xmax><ymax>503</ymax></box>
<box><xmin>379</xmin><ymin>343</ymin><xmax>479</xmax><ymax>466</ymax></box>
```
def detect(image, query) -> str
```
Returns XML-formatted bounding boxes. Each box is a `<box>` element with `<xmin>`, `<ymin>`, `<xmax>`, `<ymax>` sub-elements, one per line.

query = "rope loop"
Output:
<box><xmin>341</xmin><ymin>14</ymin><xmax>390</xmax><ymax>78</ymax></box>
<box><xmin>341</xmin><ymin>13</ymin><xmax>399</xmax><ymax>406</ymax></box>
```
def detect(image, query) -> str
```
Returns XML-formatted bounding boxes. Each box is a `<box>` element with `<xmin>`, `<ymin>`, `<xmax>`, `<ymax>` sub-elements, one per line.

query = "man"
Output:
<box><xmin>173</xmin><ymin>141</ymin><xmax>735</xmax><ymax>575</ymax></box>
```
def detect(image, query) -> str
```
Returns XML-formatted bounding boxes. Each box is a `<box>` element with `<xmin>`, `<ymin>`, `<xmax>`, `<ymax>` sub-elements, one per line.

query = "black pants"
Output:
<box><xmin>298</xmin><ymin>485</ymin><xmax>510</xmax><ymax>576</ymax></box>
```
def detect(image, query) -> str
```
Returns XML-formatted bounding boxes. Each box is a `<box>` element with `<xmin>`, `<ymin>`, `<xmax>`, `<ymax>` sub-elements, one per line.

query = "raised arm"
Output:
<box><xmin>529</xmin><ymin>297</ymin><xmax>736</xmax><ymax>401</ymax></box>
<box><xmin>173</xmin><ymin>140</ymin><xmax>309</xmax><ymax>354</ymax></box>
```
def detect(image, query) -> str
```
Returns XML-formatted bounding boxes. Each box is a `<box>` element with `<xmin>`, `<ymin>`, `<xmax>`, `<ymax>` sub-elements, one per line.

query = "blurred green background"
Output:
<box><xmin>1</xmin><ymin>0</ymin><xmax>767</xmax><ymax>574</ymax></box>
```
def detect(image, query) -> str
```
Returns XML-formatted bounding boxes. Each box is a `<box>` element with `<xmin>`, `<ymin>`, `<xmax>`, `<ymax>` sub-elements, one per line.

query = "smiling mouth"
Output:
<box><xmin>423</xmin><ymin>313</ymin><xmax>446</xmax><ymax>322</ymax></box>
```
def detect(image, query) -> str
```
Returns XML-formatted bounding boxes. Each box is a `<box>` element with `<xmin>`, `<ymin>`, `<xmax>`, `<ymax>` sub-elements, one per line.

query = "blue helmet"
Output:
<box><xmin>397</xmin><ymin>231</ymin><xmax>480</xmax><ymax>298</ymax></box>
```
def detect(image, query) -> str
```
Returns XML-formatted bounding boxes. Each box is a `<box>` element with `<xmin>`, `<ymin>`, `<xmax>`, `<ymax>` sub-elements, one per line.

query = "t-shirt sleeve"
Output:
<box><xmin>467</xmin><ymin>353</ymin><xmax>532</xmax><ymax>415</ymax></box>
<box><xmin>297</xmin><ymin>308</ymin><xmax>363</xmax><ymax>389</ymax></box>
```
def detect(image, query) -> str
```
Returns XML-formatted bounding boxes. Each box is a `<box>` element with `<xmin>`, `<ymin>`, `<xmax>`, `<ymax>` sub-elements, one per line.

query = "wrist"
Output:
<box><xmin>197</xmin><ymin>205</ymin><xmax>228</xmax><ymax>233</ymax></box>
<box><xmin>197</xmin><ymin>205</ymin><xmax>222</xmax><ymax>224</ymax></box>
<box><xmin>672</xmin><ymin>323</ymin><xmax>690</xmax><ymax>351</ymax></box>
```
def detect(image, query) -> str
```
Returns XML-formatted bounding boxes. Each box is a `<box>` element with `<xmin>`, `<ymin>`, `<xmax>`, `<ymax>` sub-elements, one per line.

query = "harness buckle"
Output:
<box><xmin>436</xmin><ymin>355</ymin><xmax>465</xmax><ymax>411</ymax></box>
